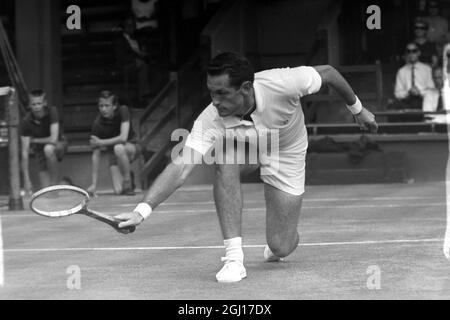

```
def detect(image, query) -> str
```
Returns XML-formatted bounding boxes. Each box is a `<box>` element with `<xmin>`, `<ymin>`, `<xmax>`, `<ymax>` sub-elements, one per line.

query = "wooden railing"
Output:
<box><xmin>306</xmin><ymin>121</ymin><xmax>448</xmax><ymax>136</ymax></box>
<box><xmin>138</xmin><ymin>46</ymin><xmax>210</xmax><ymax>187</ymax></box>
<box><xmin>307</xmin><ymin>0</ymin><xmax>342</xmax><ymax>66</ymax></box>
<box><xmin>137</xmin><ymin>75</ymin><xmax>177</xmax><ymax>140</ymax></box>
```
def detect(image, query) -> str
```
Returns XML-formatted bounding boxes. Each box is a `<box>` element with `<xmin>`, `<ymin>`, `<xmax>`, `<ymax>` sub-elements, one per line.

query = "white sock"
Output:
<box><xmin>223</xmin><ymin>237</ymin><xmax>244</xmax><ymax>263</ymax></box>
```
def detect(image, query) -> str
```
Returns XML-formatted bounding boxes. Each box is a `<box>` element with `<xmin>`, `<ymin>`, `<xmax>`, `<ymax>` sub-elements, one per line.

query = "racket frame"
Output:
<box><xmin>29</xmin><ymin>185</ymin><xmax>135</xmax><ymax>234</ymax></box>
<box><xmin>30</xmin><ymin>185</ymin><xmax>89</xmax><ymax>217</ymax></box>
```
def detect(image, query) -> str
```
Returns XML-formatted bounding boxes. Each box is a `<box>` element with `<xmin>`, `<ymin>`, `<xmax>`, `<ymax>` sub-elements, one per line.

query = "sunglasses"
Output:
<box><xmin>406</xmin><ymin>49</ymin><xmax>419</xmax><ymax>53</ymax></box>
<box><xmin>415</xmin><ymin>26</ymin><xmax>427</xmax><ymax>30</ymax></box>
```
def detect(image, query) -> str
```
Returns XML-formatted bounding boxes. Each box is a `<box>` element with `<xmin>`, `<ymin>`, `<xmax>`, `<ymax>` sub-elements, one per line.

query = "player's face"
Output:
<box><xmin>98</xmin><ymin>98</ymin><xmax>117</xmax><ymax>119</ymax></box>
<box><xmin>29</xmin><ymin>96</ymin><xmax>46</xmax><ymax>117</ymax></box>
<box><xmin>207</xmin><ymin>74</ymin><xmax>245</xmax><ymax>117</ymax></box>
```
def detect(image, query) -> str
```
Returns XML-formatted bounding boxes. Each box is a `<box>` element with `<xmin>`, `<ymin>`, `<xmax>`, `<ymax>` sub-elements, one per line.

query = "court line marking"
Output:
<box><xmin>3</xmin><ymin>238</ymin><xmax>442</xmax><ymax>253</ymax></box>
<box><xmin>444</xmin><ymin>109</ymin><xmax>450</xmax><ymax>260</ymax></box>
<box><xmin>0</xmin><ymin>202</ymin><xmax>446</xmax><ymax>218</ymax></box>
<box><xmin>114</xmin><ymin>196</ymin><xmax>448</xmax><ymax>207</ymax></box>
<box><xmin>114</xmin><ymin>203</ymin><xmax>447</xmax><ymax>210</ymax></box>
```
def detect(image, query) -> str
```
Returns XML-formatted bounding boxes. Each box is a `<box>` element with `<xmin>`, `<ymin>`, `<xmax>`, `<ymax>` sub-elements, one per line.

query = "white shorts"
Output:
<box><xmin>259</xmin><ymin>146</ymin><xmax>306</xmax><ymax>196</ymax></box>
<box><xmin>219</xmin><ymin>131</ymin><xmax>307</xmax><ymax>196</ymax></box>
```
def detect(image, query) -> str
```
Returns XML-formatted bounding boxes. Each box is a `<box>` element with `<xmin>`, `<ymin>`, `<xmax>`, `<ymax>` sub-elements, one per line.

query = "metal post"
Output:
<box><xmin>7</xmin><ymin>88</ymin><xmax>23</xmax><ymax>210</ymax></box>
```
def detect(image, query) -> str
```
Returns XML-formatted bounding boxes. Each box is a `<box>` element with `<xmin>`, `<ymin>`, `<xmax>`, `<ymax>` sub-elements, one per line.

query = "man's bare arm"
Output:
<box><xmin>313</xmin><ymin>65</ymin><xmax>378</xmax><ymax>133</ymax></box>
<box><xmin>142</xmin><ymin>153</ymin><xmax>198</xmax><ymax>209</ymax></box>
<box><xmin>313</xmin><ymin>65</ymin><xmax>357</xmax><ymax>105</ymax></box>
<box><xmin>115</xmin><ymin>146</ymin><xmax>202</xmax><ymax>227</ymax></box>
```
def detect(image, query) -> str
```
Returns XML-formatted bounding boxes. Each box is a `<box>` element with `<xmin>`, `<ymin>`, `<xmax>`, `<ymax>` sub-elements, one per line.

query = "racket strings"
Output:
<box><xmin>31</xmin><ymin>189</ymin><xmax>88</xmax><ymax>217</ymax></box>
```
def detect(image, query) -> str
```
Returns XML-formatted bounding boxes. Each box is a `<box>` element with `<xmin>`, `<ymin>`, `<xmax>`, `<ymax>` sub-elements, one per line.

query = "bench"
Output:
<box><xmin>306</xmin><ymin>122</ymin><xmax>448</xmax><ymax>135</ymax></box>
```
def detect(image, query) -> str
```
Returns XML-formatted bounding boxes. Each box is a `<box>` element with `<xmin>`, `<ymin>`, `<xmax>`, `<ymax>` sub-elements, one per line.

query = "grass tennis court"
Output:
<box><xmin>0</xmin><ymin>181</ymin><xmax>449</xmax><ymax>300</ymax></box>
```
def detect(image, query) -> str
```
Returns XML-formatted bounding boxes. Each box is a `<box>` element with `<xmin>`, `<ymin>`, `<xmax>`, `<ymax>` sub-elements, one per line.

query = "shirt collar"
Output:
<box><xmin>221</xmin><ymin>84</ymin><xmax>262</xmax><ymax>129</ymax></box>
<box><xmin>221</xmin><ymin>116</ymin><xmax>254</xmax><ymax>129</ymax></box>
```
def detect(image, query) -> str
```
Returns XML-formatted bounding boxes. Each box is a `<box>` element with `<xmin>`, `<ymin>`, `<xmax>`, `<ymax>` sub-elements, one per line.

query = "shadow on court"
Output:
<box><xmin>0</xmin><ymin>182</ymin><xmax>449</xmax><ymax>299</ymax></box>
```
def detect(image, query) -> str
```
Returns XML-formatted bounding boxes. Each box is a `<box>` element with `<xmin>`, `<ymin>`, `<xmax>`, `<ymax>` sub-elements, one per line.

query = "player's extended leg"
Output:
<box><xmin>213</xmin><ymin>163</ymin><xmax>243</xmax><ymax>239</ymax></box>
<box><xmin>213</xmin><ymin>163</ymin><xmax>245</xmax><ymax>282</ymax></box>
<box><xmin>213</xmin><ymin>162</ymin><xmax>259</xmax><ymax>283</ymax></box>
<box><xmin>264</xmin><ymin>183</ymin><xmax>303</xmax><ymax>260</ymax></box>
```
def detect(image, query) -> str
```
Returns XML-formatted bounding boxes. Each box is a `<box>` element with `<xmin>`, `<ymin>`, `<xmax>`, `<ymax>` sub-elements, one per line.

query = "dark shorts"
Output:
<box><xmin>33</xmin><ymin>139</ymin><xmax>68</xmax><ymax>171</ymax></box>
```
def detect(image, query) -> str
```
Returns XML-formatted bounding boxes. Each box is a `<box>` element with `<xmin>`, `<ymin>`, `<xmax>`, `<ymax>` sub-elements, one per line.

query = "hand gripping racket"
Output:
<box><xmin>29</xmin><ymin>185</ymin><xmax>135</xmax><ymax>234</ymax></box>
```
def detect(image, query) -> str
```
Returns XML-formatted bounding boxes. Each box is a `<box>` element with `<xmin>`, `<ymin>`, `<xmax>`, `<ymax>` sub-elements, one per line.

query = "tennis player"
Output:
<box><xmin>116</xmin><ymin>52</ymin><xmax>378</xmax><ymax>282</ymax></box>
<box><xmin>20</xmin><ymin>89</ymin><xmax>68</xmax><ymax>195</ymax></box>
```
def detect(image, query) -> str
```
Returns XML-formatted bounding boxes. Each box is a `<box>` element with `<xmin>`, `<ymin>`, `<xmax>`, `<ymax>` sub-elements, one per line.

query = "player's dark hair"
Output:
<box><xmin>98</xmin><ymin>90</ymin><xmax>119</xmax><ymax>106</ymax></box>
<box><xmin>207</xmin><ymin>52</ymin><xmax>255</xmax><ymax>89</ymax></box>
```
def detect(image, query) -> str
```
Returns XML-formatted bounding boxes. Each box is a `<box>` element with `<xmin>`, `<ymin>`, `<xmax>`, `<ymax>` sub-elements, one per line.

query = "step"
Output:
<box><xmin>64</xmin><ymin>83</ymin><xmax>124</xmax><ymax>95</ymax></box>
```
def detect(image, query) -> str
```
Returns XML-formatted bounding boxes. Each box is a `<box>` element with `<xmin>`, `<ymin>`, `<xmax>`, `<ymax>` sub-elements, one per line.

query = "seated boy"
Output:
<box><xmin>20</xmin><ymin>89</ymin><xmax>68</xmax><ymax>194</ymax></box>
<box><xmin>88</xmin><ymin>91</ymin><xmax>140</xmax><ymax>196</ymax></box>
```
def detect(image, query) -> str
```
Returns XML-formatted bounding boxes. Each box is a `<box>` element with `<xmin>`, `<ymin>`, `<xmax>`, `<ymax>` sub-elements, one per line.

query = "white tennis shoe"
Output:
<box><xmin>263</xmin><ymin>245</ymin><xmax>283</xmax><ymax>262</ymax></box>
<box><xmin>216</xmin><ymin>257</ymin><xmax>247</xmax><ymax>283</ymax></box>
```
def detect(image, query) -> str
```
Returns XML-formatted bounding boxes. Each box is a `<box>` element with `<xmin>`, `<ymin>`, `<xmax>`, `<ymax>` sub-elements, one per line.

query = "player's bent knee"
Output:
<box><xmin>267</xmin><ymin>236</ymin><xmax>298</xmax><ymax>258</ymax></box>
<box><xmin>267</xmin><ymin>243</ymin><xmax>295</xmax><ymax>258</ymax></box>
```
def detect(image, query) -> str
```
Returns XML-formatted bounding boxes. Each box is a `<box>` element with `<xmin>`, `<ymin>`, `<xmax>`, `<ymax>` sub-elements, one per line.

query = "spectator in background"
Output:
<box><xmin>416</xmin><ymin>0</ymin><xmax>428</xmax><ymax>19</ymax></box>
<box><xmin>131</xmin><ymin>0</ymin><xmax>160</xmax><ymax>58</ymax></box>
<box><xmin>424</xmin><ymin>0</ymin><xmax>448</xmax><ymax>45</ymax></box>
<box><xmin>115</xmin><ymin>16</ymin><xmax>151</xmax><ymax>106</ymax></box>
<box><xmin>20</xmin><ymin>90</ymin><xmax>68</xmax><ymax>195</ymax></box>
<box><xmin>390</xmin><ymin>42</ymin><xmax>439</xmax><ymax>120</ymax></box>
<box><xmin>413</xmin><ymin>19</ymin><xmax>439</xmax><ymax>67</ymax></box>
<box><xmin>88</xmin><ymin>91</ymin><xmax>140</xmax><ymax>196</ymax></box>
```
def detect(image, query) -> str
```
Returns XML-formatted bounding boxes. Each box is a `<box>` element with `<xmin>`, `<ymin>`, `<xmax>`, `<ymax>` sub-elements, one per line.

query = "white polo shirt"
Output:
<box><xmin>185</xmin><ymin>66</ymin><xmax>322</xmax><ymax>195</ymax></box>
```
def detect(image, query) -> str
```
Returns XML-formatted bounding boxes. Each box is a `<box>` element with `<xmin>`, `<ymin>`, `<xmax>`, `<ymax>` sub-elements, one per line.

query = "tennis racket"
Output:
<box><xmin>29</xmin><ymin>185</ymin><xmax>135</xmax><ymax>234</ymax></box>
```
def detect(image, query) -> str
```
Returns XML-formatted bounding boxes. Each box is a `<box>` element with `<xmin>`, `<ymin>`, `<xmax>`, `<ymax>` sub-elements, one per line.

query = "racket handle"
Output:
<box><xmin>85</xmin><ymin>209</ymin><xmax>136</xmax><ymax>234</ymax></box>
<box><xmin>114</xmin><ymin>224</ymin><xmax>136</xmax><ymax>234</ymax></box>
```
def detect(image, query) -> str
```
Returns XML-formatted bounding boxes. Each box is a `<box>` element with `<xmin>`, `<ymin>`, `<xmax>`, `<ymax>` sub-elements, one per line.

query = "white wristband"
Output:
<box><xmin>134</xmin><ymin>202</ymin><xmax>152</xmax><ymax>220</ymax></box>
<box><xmin>346</xmin><ymin>96</ymin><xmax>363</xmax><ymax>115</ymax></box>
